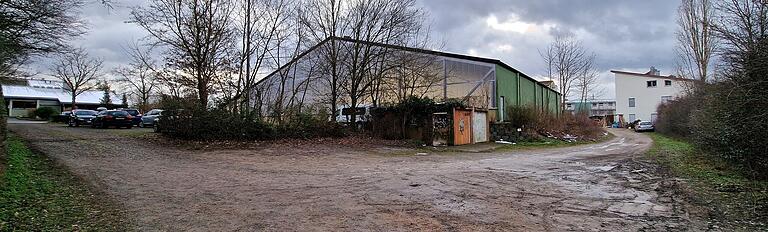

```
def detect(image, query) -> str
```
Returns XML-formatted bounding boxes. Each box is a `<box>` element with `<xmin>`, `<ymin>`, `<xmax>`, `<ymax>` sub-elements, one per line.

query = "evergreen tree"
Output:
<box><xmin>99</xmin><ymin>82</ymin><xmax>112</xmax><ymax>105</ymax></box>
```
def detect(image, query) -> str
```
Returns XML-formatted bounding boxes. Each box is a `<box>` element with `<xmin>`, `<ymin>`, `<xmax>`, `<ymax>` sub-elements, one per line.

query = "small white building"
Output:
<box><xmin>611</xmin><ymin>67</ymin><xmax>691</xmax><ymax>124</ymax></box>
<box><xmin>3</xmin><ymin>78</ymin><xmax>126</xmax><ymax>117</ymax></box>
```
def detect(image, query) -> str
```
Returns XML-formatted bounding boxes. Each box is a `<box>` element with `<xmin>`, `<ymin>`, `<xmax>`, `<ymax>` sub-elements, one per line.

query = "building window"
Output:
<box><xmin>647</xmin><ymin>80</ymin><xmax>657</xmax><ymax>87</ymax></box>
<box><xmin>629</xmin><ymin>97</ymin><xmax>636</xmax><ymax>107</ymax></box>
<box><xmin>592</xmin><ymin>103</ymin><xmax>597</xmax><ymax>107</ymax></box>
<box><xmin>665</xmin><ymin>80</ymin><xmax>672</xmax><ymax>86</ymax></box>
<box><xmin>11</xmin><ymin>101</ymin><xmax>37</xmax><ymax>109</ymax></box>
<box><xmin>661</xmin><ymin>95</ymin><xmax>672</xmax><ymax>103</ymax></box>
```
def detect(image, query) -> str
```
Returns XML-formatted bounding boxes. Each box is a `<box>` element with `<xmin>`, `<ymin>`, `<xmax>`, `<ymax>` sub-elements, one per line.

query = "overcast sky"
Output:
<box><xmin>32</xmin><ymin>0</ymin><xmax>681</xmax><ymax>100</ymax></box>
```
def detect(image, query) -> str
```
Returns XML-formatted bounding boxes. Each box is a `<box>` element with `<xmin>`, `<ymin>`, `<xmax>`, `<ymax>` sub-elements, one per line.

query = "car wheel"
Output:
<box><xmin>127</xmin><ymin>125</ymin><xmax>133</xmax><ymax>129</ymax></box>
<box><xmin>73</xmin><ymin>121</ymin><xmax>79</xmax><ymax>127</ymax></box>
<box><xmin>139</xmin><ymin>122</ymin><xmax>145</xmax><ymax>128</ymax></box>
<box><xmin>153</xmin><ymin>124</ymin><xmax>160</xmax><ymax>133</ymax></box>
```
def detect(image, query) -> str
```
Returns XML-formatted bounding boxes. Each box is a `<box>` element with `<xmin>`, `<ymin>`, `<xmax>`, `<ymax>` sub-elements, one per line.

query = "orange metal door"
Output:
<box><xmin>453</xmin><ymin>109</ymin><xmax>472</xmax><ymax>145</ymax></box>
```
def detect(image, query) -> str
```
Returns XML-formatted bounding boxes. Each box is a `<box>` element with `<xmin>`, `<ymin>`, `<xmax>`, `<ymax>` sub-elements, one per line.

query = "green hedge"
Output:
<box><xmin>158</xmin><ymin>109</ymin><xmax>345</xmax><ymax>141</ymax></box>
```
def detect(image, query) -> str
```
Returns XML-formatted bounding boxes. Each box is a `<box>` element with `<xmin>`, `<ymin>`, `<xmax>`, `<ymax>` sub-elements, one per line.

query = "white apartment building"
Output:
<box><xmin>611</xmin><ymin>67</ymin><xmax>691</xmax><ymax>123</ymax></box>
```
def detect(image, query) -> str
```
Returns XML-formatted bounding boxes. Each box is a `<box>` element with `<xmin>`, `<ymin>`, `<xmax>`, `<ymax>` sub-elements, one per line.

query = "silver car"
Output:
<box><xmin>634</xmin><ymin>121</ymin><xmax>655</xmax><ymax>132</ymax></box>
<box><xmin>139</xmin><ymin>109</ymin><xmax>163</xmax><ymax>128</ymax></box>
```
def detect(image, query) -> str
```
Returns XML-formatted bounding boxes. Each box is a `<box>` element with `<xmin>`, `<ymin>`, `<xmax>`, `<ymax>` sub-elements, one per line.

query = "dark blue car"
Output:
<box><xmin>118</xmin><ymin>108</ymin><xmax>143</xmax><ymax>126</ymax></box>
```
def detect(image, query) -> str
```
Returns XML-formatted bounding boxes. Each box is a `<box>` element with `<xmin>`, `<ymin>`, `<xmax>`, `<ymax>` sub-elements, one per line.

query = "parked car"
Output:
<box><xmin>53</xmin><ymin>111</ymin><xmax>72</xmax><ymax>123</ymax></box>
<box><xmin>634</xmin><ymin>121</ymin><xmax>655</xmax><ymax>132</ymax></box>
<box><xmin>118</xmin><ymin>108</ymin><xmax>143</xmax><ymax>126</ymax></box>
<box><xmin>90</xmin><ymin>110</ymin><xmax>134</xmax><ymax>129</ymax></box>
<box><xmin>140</xmin><ymin>109</ymin><xmax>163</xmax><ymax>128</ymax></box>
<box><xmin>334</xmin><ymin>105</ymin><xmax>372</xmax><ymax>128</ymax></box>
<box><xmin>68</xmin><ymin>110</ymin><xmax>98</xmax><ymax>127</ymax></box>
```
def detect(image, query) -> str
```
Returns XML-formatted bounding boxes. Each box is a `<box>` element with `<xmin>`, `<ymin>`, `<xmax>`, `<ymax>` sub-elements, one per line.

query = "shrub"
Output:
<box><xmin>688</xmin><ymin>37</ymin><xmax>768</xmax><ymax>179</ymax></box>
<box><xmin>501</xmin><ymin>105</ymin><xmax>604</xmax><ymax>142</ymax></box>
<box><xmin>370</xmin><ymin>96</ymin><xmax>465</xmax><ymax>140</ymax></box>
<box><xmin>692</xmin><ymin>81</ymin><xmax>768</xmax><ymax>179</ymax></box>
<box><xmin>655</xmin><ymin>93</ymin><xmax>699</xmax><ymax>138</ymax></box>
<box><xmin>274</xmin><ymin>113</ymin><xmax>345</xmax><ymax>139</ymax></box>
<box><xmin>159</xmin><ymin>109</ymin><xmax>275</xmax><ymax>141</ymax></box>
<box><xmin>25</xmin><ymin>108</ymin><xmax>36</xmax><ymax>119</ymax></box>
<box><xmin>33</xmin><ymin>107</ymin><xmax>57</xmax><ymax>120</ymax></box>
<box><xmin>506</xmin><ymin>105</ymin><xmax>540</xmax><ymax>129</ymax></box>
<box><xmin>157</xmin><ymin>96</ymin><xmax>345</xmax><ymax>141</ymax></box>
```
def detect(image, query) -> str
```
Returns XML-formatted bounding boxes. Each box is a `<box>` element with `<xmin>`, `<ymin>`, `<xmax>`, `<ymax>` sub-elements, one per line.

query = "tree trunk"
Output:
<box><xmin>71</xmin><ymin>94</ymin><xmax>77</xmax><ymax>110</ymax></box>
<box><xmin>350</xmin><ymin>97</ymin><xmax>358</xmax><ymax>124</ymax></box>
<box><xmin>198</xmin><ymin>78</ymin><xmax>208</xmax><ymax>109</ymax></box>
<box><xmin>0</xmin><ymin>83</ymin><xmax>7</xmax><ymax>155</ymax></box>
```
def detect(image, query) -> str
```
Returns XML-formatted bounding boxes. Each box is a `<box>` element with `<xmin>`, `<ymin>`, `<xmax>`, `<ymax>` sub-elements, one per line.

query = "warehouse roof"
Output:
<box><xmin>259</xmin><ymin>36</ymin><xmax>560</xmax><ymax>94</ymax></box>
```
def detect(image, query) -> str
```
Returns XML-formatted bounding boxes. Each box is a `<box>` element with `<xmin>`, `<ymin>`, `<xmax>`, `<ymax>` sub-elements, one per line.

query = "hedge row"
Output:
<box><xmin>158</xmin><ymin>109</ymin><xmax>344</xmax><ymax>141</ymax></box>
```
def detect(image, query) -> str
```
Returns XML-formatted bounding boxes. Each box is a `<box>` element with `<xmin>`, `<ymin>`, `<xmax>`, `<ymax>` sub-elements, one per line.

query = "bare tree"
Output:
<box><xmin>712</xmin><ymin>0</ymin><xmax>768</xmax><ymax>67</ymax></box>
<box><xmin>676</xmin><ymin>0</ymin><xmax>717</xmax><ymax>82</ymax></box>
<box><xmin>298</xmin><ymin>0</ymin><xmax>346</xmax><ymax>121</ymax></box>
<box><xmin>0</xmin><ymin>0</ymin><xmax>85</xmax><ymax>76</ymax></box>
<box><xmin>222</xmin><ymin>0</ymin><xmax>297</xmax><ymax>113</ymax></box>
<box><xmin>574</xmin><ymin>61</ymin><xmax>602</xmax><ymax>103</ymax></box>
<box><xmin>130</xmin><ymin>0</ymin><xmax>236</xmax><ymax>109</ymax></box>
<box><xmin>339</xmin><ymin>0</ymin><xmax>427</xmax><ymax>123</ymax></box>
<box><xmin>540</xmin><ymin>36</ymin><xmax>596</xmax><ymax>111</ymax></box>
<box><xmin>115</xmin><ymin>44</ymin><xmax>159</xmax><ymax>112</ymax></box>
<box><xmin>51</xmin><ymin>48</ymin><xmax>103</xmax><ymax>109</ymax></box>
<box><xmin>380</xmin><ymin>50</ymin><xmax>442</xmax><ymax>104</ymax></box>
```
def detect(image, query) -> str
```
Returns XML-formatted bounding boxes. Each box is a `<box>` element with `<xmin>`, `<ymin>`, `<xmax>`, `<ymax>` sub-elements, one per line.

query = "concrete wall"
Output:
<box><xmin>614</xmin><ymin>73</ymin><xmax>687</xmax><ymax>122</ymax></box>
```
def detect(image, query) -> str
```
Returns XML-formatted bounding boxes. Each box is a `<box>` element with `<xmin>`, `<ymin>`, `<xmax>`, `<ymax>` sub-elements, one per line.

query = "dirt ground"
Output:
<box><xmin>8</xmin><ymin>123</ymin><xmax>711</xmax><ymax>231</ymax></box>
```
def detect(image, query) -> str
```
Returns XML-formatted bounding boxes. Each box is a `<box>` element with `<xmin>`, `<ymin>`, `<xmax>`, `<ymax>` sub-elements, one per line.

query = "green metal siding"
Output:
<box><xmin>494</xmin><ymin>64</ymin><xmax>562</xmax><ymax>120</ymax></box>
<box><xmin>495</xmin><ymin>65</ymin><xmax>518</xmax><ymax>110</ymax></box>
<box><xmin>519</xmin><ymin>77</ymin><xmax>535</xmax><ymax>106</ymax></box>
<box><xmin>548</xmin><ymin>90</ymin><xmax>559</xmax><ymax>113</ymax></box>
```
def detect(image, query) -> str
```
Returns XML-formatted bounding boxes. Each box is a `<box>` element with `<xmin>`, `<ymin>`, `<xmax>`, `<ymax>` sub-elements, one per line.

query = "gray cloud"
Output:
<box><xmin>28</xmin><ymin>0</ymin><xmax>680</xmax><ymax>100</ymax></box>
<box><xmin>419</xmin><ymin>0</ymin><xmax>681</xmax><ymax>99</ymax></box>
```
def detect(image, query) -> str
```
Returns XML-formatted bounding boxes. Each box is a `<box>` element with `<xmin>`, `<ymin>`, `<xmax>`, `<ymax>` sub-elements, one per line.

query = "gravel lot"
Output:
<box><xmin>9</xmin><ymin>123</ymin><xmax>707</xmax><ymax>231</ymax></box>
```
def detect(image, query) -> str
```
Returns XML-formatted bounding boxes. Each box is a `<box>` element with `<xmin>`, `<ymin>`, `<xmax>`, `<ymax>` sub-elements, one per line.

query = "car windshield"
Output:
<box><xmin>108</xmin><ymin>111</ymin><xmax>129</xmax><ymax>117</ymax></box>
<box><xmin>75</xmin><ymin>110</ymin><xmax>96</xmax><ymax>115</ymax></box>
<box><xmin>124</xmin><ymin>109</ymin><xmax>140</xmax><ymax>116</ymax></box>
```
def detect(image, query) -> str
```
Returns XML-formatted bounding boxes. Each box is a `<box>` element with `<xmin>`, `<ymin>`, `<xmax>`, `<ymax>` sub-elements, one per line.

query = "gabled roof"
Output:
<box><xmin>259</xmin><ymin>36</ymin><xmax>560</xmax><ymax>94</ymax></box>
<box><xmin>610</xmin><ymin>70</ymin><xmax>694</xmax><ymax>81</ymax></box>
<box><xmin>2</xmin><ymin>82</ymin><xmax>124</xmax><ymax>105</ymax></box>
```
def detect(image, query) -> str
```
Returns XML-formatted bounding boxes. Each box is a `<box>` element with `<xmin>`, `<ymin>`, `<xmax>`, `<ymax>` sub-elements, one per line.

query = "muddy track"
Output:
<box><xmin>9</xmin><ymin>123</ymin><xmax>708</xmax><ymax>231</ymax></box>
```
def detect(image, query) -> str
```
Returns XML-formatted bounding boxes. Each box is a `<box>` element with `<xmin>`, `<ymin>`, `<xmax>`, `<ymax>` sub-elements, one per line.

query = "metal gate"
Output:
<box><xmin>472</xmin><ymin>111</ymin><xmax>488</xmax><ymax>143</ymax></box>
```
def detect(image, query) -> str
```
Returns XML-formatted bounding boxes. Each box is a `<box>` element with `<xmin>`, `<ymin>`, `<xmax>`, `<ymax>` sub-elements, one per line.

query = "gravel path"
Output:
<box><xmin>9</xmin><ymin>123</ymin><xmax>706</xmax><ymax>231</ymax></box>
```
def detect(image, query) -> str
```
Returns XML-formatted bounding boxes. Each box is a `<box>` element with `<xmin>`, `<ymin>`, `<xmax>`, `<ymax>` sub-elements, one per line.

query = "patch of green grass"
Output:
<box><xmin>0</xmin><ymin>135</ymin><xmax>127</xmax><ymax>231</ymax></box>
<box><xmin>646</xmin><ymin>133</ymin><xmax>768</xmax><ymax>229</ymax></box>
<box><xmin>646</xmin><ymin>133</ymin><xmax>762</xmax><ymax>188</ymax></box>
<box><xmin>111</xmin><ymin>127</ymin><xmax>154</xmax><ymax>138</ymax></box>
